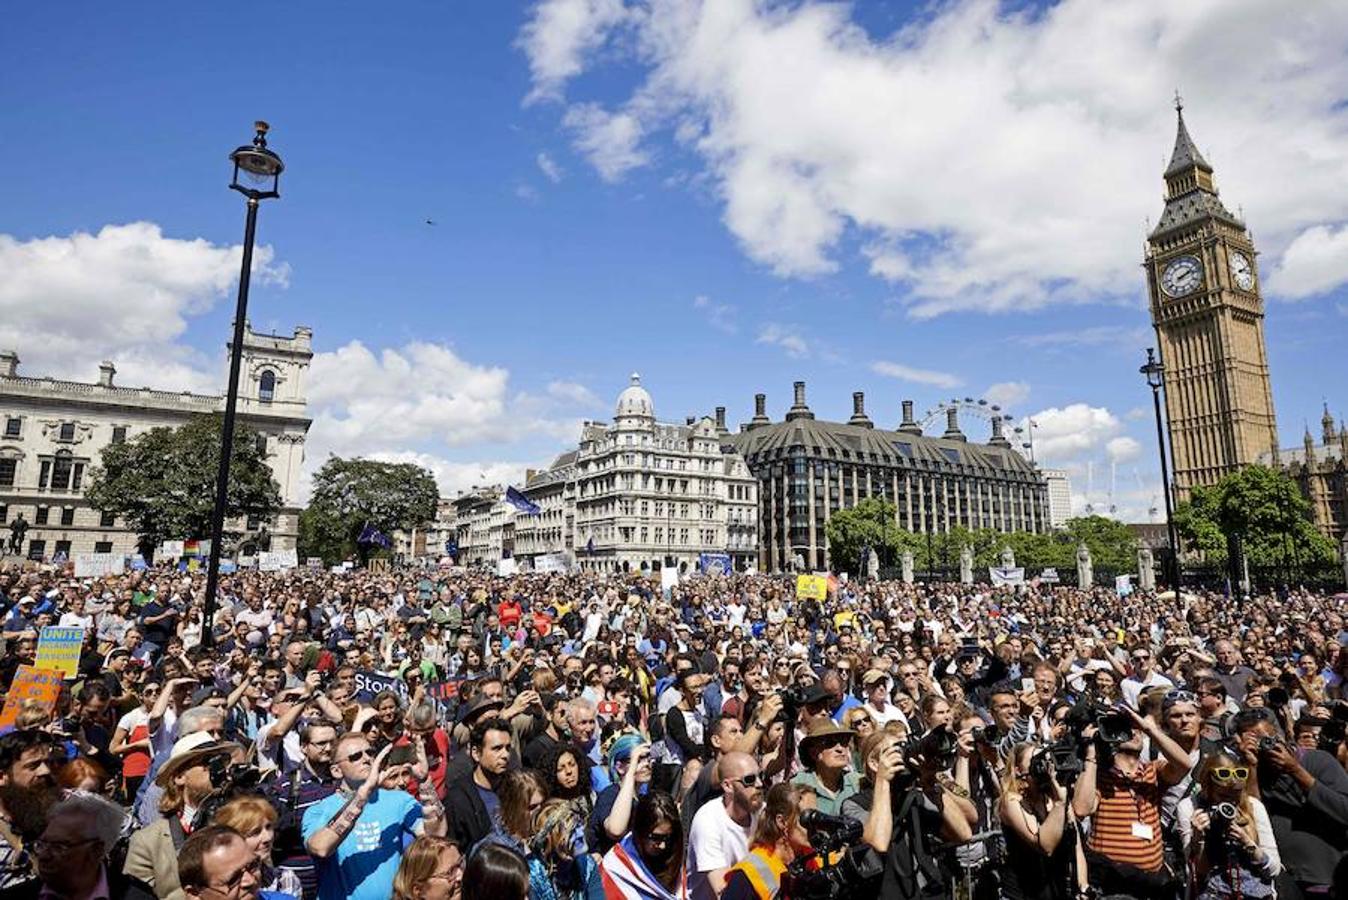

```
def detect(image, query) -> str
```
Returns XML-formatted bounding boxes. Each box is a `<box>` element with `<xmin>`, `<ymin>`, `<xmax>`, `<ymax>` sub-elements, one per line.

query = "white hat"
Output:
<box><xmin>154</xmin><ymin>732</ymin><xmax>233</xmax><ymax>786</ymax></box>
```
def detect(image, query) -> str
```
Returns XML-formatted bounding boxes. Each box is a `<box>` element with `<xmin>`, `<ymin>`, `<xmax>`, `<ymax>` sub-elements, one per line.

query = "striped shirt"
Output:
<box><xmin>1087</xmin><ymin>761</ymin><xmax>1165</xmax><ymax>872</ymax></box>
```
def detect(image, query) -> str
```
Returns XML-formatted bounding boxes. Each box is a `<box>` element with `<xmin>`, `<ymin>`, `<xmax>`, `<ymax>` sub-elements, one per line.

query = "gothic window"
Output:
<box><xmin>259</xmin><ymin>370</ymin><xmax>276</xmax><ymax>403</ymax></box>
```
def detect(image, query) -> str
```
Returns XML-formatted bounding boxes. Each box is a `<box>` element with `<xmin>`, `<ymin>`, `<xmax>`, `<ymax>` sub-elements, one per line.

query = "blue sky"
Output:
<box><xmin>3</xmin><ymin>1</ymin><xmax>1347</xmax><ymax>518</ymax></box>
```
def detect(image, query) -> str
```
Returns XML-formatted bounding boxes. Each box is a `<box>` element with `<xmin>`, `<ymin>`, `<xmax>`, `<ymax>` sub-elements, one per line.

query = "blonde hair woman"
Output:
<box><xmin>1176</xmin><ymin>753</ymin><xmax>1280</xmax><ymax>900</ymax></box>
<box><xmin>393</xmin><ymin>834</ymin><xmax>463</xmax><ymax>900</ymax></box>
<box><xmin>213</xmin><ymin>795</ymin><xmax>303</xmax><ymax>899</ymax></box>
<box><xmin>997</xmin><ymin>742</ymin><xmax>1086</xmax><ymax>900</ymax></box>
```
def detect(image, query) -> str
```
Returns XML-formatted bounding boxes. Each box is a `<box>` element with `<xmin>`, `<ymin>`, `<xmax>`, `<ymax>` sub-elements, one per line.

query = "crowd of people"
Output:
<box><xmin>0</xmin><ymin>560</ymin><xmax>1347</xmax><ymax>900</ymax></box>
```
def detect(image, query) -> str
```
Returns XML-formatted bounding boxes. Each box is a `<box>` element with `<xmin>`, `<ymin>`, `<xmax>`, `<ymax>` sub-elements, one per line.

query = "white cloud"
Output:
<box><xmin>755</xmin><ymin>322</ymin><xmax>809</xmax><ymax>358</ymax></box>
<box><xmin>693</xmin><ymin>294</ymin><xmax>738</xmax><ymax>333</ymax></box>
<box><xmin>517</xmin><ymin>0</ymin><xmax>632</xmax><ymax>104</ymax></box>
<box><xmin>983</xmin><ymin>381</ymin><xmax>1029</xmax><ymax>409</ymax></box>
<box><xmin>536</xmin><ymin>151</ymin><xmax>565</xmax><ymax>183</ymax></box>
<box><xmin>562</xmin><ymin>103</ymin><xmax>647</xmax><ymax>181</ymax></box>
<box><xmin>870</xmin><ymin>360</ymin><xmax>962</xmax><ymax>390</ymax></box>
<box><xmin>1106</xmin><ymin>435</ymin><xmax>1142</xmax><ymax>463</ymax></box>
<box><xmin>545</xmin><ymin>380</ymin><xmax>602</xmax><ymax>407</ymax></box>
<box><xmin>0</xmin><ymin>222</ymin><xmax>286</xmax><ymax>385</ymax></box>
<box><xmin>1266</xmin><ymin>223</ymin><xmax>1348</xmax><ymax>299</ymax></box>
<box><xmin>521</xmin><ymin>1</ymin><xmax>1348</xmax><ymax>315</ymax></box>
<box><xmin>1027</xmin><ymin>403</ymin><xmax>1125</xmax><ymax>466</ymax></box>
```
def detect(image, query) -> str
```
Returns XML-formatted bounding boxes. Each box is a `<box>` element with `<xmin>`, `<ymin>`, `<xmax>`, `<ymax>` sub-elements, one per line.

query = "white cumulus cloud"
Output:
<box><xmin>520</xmin><ymin>0</ymin><xmax>1348</xmax><ymax>316</ymax></box>
<box><xmin>0</xmin><ymin>222</ymin><xmax>286</xmax><ymax>386</ymax></box>
<box><xmin>870</xmin><ymin>360</ymin><xmax>962</xmax><ymax>390</ymax></box>
<box><xmin>983</xmin><ymin>381</ymin><xmax>1030</xmax><ymax>409</ymax></box>
<box><xmin>1266</xmin><ymin>223</ymin><xmax>1348</xmax><ymax>299</ymax></box>
<box><xmin>755</xmin><ymin>323</ymin><xmax>809</xmax><ymax>358</ymax></box>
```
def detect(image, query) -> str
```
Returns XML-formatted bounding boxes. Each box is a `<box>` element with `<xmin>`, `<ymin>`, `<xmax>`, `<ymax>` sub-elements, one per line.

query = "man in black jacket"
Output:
<box><xmin>0</xmin><ymin>793</ymin><xmax>155</xmax><ymax>900</ymax></box>
<box><xmin>444</xmin><ymin>717</ymin><xmax>511</xmax><ymax>850</ymax></box>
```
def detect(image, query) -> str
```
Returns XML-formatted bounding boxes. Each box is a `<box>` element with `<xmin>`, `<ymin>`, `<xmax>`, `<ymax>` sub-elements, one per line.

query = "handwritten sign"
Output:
<box><xmin>35</xmin><ymin>627</ymin><xmax>84</xmax><ymax>678</ymax></box>
<box><xmin>258</xmin><ymin>549</ymin><xmax>298</xmax><ymax>572</ymax></box>
<box><xmin>795</xmin><ymin>574</ymin><xmax>828</xmax><ymax>601</ymax></box>
<box><xmin>0</xmin><ymin>667</ymin><xmax>64</xmax><ymax>729</ymax></box>
<box><xmin>73</xmin><ymin>552</ymin><xmax>124</xmax><ymax>578</ymax></box>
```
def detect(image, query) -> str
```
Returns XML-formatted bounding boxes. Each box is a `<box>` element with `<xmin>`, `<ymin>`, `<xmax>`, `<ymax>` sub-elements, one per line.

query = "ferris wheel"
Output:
<box><xmin>920</xmin><ymin>396</ymin><xmax>1038</xmax><ymax>462</ymax></box>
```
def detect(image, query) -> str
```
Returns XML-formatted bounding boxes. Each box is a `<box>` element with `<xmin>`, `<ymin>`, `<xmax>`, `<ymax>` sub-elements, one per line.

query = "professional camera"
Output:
<box><xmin>903</xmin><ymin>727</ymin><xmax>958</xmax><ymax>770</ymax></box>
<box><xmin>1317</xmin><ymin>703</ymin><xmax>1348</xmax><ymax>753</ymax></box>
<box><xmin>970</xmin><ymin>723</ymin><xmax>1002</xmax><ymax>746</ymax></box>
<box><xmin>1206</xmin><ymin>801</ymin><xmax>1238</xmax><ymax>845</ymax></box>
<box><xmin>782</xmin><ymin>809</ymin><xmax>874</xmax><ymax>900</ymax></box>
<box><xmin>1028</xmin><ymin>747</ymin><xmax>1059</xmax><ymax>793</ymax></box>
<box><xmin>1257</xmin><ymin>735</ymin><xmax>1284</xmax><ymax>756</ymax></box>
<box><xmin>193</xmin><ymin>756</ymin><xmax>265</xmax><ymax>830</ymax></box>
<box><xmin>777</xmin><ymin>685</ymin><xmax>810</xmax><ymax>723</ymax></box>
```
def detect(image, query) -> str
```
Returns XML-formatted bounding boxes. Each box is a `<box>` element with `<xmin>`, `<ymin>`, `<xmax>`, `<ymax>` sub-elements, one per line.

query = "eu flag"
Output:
<box><xmin>357</xmin><ymin>523</ymin><xmax>392</xmax><ymax>548</ymax></box>
<box><xmin>504</xmin><ymin>486</ymin><xmax>542</xmax><ymax>516</ymax></box>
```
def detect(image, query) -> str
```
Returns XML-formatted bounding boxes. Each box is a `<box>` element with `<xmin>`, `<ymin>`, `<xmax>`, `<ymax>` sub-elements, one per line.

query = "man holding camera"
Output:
<box><xmin>1071</xmin><ymin>705</ymin><xmax>1194</xmax><ymax>900</ymax></box>
<box><xmin>1230</xmin><ymin>710</ymin><xmax>1348</xmax><ymax>896</ymax></box>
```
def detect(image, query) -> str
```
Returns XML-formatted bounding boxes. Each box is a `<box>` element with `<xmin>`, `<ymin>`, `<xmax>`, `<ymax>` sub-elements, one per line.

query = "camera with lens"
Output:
<box><xmin>1318</xmin><ymin>703</ymin><xmax>1348</xmax><ymax>753</ymax></box>
<box><xmin>1027</xmin><ymin>747</ymin><xmax>1058</xmax><ymax>793</ymax></box>
<box><xmin>193</xmin><ymin>755</ymin><xmax>264</xmax><ymax>830</ymax></box>
<box><xmin>971</xmin><ymin>723</ymin><xmax>1002</xmax><ymax>746</ymax></box>
<box><xmin>777</xmin><ymin>685</ymin><xmax>809</xmax><ymax>723</ymax></box>
<box><xmin>782</xmin><ymin>809</ymin><xmax>875</xmax><ymax>900</ymax></box>
<box><xmin>903</xmin><ymin>726</ymin><xmax>958</xmax><ymax>770</ymax></box>
<box><xmin>1206</xmin><ymin>801</ymin><xmax>1238</xmax><ymax>846</ymax></box>
<box><xmin>1257</xmin><ymin>736</ymin><xmax>1284</xmax><ymax>756</ymax></box>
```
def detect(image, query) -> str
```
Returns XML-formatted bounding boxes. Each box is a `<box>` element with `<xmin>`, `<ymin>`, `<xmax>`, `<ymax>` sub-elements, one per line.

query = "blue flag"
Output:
<box><xmin>586</xmin><ymin>536</ymin><xmax>595</xmax><ymax>556</ymax></box>
<box><xmin>504</xmin><ymin>486</ymin><xmax>541</xmax><ymax>516</ymax></box>
<box><xmin>357</xmin><ymin>522</ymin><xmax>392</xmax><ymax>548</ymax></box>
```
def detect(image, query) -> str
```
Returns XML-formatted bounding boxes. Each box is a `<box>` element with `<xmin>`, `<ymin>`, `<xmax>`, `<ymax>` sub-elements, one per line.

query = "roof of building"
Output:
<box><xmin>728</xmin><ymin>416</ymin><xmax>1042</xmax><ymax>481</ymax></box>
<box><xmin>1151</xmin><ymin>105</ymin><xmax>1244</xmax><ymax>239</ymax></box>
<box><xmin>615</xmin><ymin>372</ymin><xmax>654</xmax><ymax>419</ymax></box>
<box><xmin>1165</xmin><ymin>106</ymin><xmax>1213</xmax><ymax>177</ymax></box>
<box><xmin>1263</xmin><ymin>442</ymin><xmax>1345</xmax><ymax>468</ymax></box>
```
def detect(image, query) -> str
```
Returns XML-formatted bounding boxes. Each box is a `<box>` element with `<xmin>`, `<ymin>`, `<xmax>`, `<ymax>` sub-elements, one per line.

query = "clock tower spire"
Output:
<box><xmin>1145</xmin><ymin>98</ymin><xmax>1279</xmax><ymax>500</ymax></box>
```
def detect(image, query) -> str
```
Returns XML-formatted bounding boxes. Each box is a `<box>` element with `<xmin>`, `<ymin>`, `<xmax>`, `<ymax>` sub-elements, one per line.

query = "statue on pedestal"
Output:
<box><xmin>1000</xmin><ymin>545</ymin><xmax>1016</xmax><ymax>570</ymax></box>
<box><xmin>1137</xmin><ymin>546</ymin><xmax>1155</xmax><ymax>591</ymax></box>
<box><xmin>867</xmin><ymin>548</ymin><xmax>880</xmax><ymax>580</ymax></box>
<box><xmin>1076</xmin><ymin>543</ymin><xmax>1094</xmax><ymax>588</ymax></box>
<box><xmin>901</xmin><ymin>551</ymin><xmax>914</xmax><ymax>585</ymax></box>
<box><xmin>959</xmin><ymin>545</ymin><xmax>974</xmax><ymax>585</ymax></box>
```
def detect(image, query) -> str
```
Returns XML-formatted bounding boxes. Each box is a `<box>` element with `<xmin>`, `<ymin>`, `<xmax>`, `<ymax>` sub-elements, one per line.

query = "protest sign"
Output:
<box><xmin>258</xmin><ymin>549</ymin><xmax>298</xmax><ymax>572</ymax></box>
<box><xmin>698</xmin><ymin>553</ymin><xmax>731</xmax><ymax>576</ymax></box>
<box><xmin>73</xmin><ymin>552</ymin><xmax>124</xmax><ymax>578</ymax></box>
<box><xmin>796</xmin><ymin>574</ymin><xmax>828</xmax><ymax>601</ymax></box>
<box><xmin>0</xmin><ymin>667</ymin><xmax>64</xmax><ymax>729</ymax></box>
<box><xmin>35</xmin><ymin>626</ymin><xmax>84</xmax><ymax>678</ymax></box>
<box><xmin>1116</xmin><ymin>574</ymin><xmax>1134</xmax><ymax>597</ymax></box>
<box><xmin>989</xmin><ymin>567</ymin><xmax>1026</xmax><ymax>587</ymax></box>
<box><xmin>159</xmin><ymin>541</ymin><xmax>184</xmax><ymax>559</ymax></box>
<box><xmin>426</xmin><ymin>678</ymin><xmax>464</xmax><ymax>702</ymax></box>
<box><xmin>497</xmin><ymin>557</ymin><xmax>518</xmax><ymax>577</ymax></box>
<box><xmin>1039</xmin><ymin>567</ymin><xmax>1061</xmax><ymax>584</ymax></box>
<box><xmin>534</xmin><ymin>553</ymin><xmax>568</xmax><ymax>573</ymax></box>
<box><xmin>354</xmin><ymin>669</ymin><xmax>407</xmax><ymax>702</ymax></box>
<box><xmin>660</xmin><ymin>566</ymin><xmax>679</xmax><ymax>592</ymax></box>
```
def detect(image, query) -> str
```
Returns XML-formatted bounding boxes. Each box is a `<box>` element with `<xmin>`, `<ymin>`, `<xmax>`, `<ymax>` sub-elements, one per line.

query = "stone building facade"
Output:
<box><xmin>0</xmin><ymin>326</ymin><xmax>312</xmax><ymax>559</ymax></box>
<box><xmin>728</xmin><ymin>383</ymin><xmax>1050</xmax><ymax>573</ymax></box>
<box><xmin>1145</xmin><ymin>101</ymin><xmax>1279</xmax><ymax>500</ymax></box>
<box><xmin>1260</xmin><ymin>406</ymin><xmax>1348</xmax><ymax>545</ymax></box>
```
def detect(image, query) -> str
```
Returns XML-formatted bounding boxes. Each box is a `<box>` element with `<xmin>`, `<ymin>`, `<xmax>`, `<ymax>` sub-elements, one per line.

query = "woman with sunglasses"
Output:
<box><xmin>597</xmin><ymin>791</ymin><xmax>685</xmax><ymax>900</ymax></box>
<box><xmin>1176</xmin><ymin>753</ymin><xmax>1280</xmax><ymax>900</ymax></box>
<box><xmin>841</xmin><ymin>706</ymin><xmax>876</xmax><ymax>771</ymax></box>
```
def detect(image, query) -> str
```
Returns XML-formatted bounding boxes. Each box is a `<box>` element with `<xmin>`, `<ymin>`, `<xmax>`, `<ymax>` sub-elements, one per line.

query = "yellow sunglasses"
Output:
<box><xmin>1211</xmin><ymin>766</ymin><xmax>1249</xmax><ymax>783</ymax></box>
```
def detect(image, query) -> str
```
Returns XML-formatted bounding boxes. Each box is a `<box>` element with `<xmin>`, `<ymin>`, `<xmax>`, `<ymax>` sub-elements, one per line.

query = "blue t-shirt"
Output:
<box><xmin>302</xmin><ymin>788</ymin><xmax>422</xmax><ymax>900</ymax></box>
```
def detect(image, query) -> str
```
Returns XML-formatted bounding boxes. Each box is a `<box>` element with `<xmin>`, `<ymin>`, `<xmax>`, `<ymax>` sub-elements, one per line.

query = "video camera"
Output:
<box><xmin>902</xmin><ymin>726</ymin><xmax>958</xmax><ymax>770</ymax></box>
<box><xmin>1043</xmin><ymin>691</ymin><xmax>1136</xmax><ymax>785</ymax></box>
<box><xmin>782</xmin><ymin>809</ymin><xmax>874</xmax><ymax>900</ymax></box>
<box><xmin>193</xmin><ymin>755</ymin><xmax>265</xmax><ymax>830</ymax></box>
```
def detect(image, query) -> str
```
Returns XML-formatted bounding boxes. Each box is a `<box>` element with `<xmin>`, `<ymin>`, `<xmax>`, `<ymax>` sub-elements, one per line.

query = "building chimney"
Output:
<box><xmin>989</xmin><ymin>415</ymin><xmax>1011</xmax><ymax>448</ymax></box>
<box><xmin>942</xmin><ymin>406</ymin><xmax>967</xmax><ymax>442</ymax></box>
<box><xmin>714</xmin><ymin>406</ymin><xmax>728</xmax><ymax>434</ymax></box>
<box><xmin>785</xmin><ymin>381</ymin><xmax>814</xmax><ymax>421</ymax></box>
<box><xmin>848</xmin><ymin>391</ymin><xmax>874</xmax><ymax>428</ymax></box>
<box><xmin>0</xmin><ymin>351</ymin><xmax>17</xmax><ymax>379</ymax></box>
<box><xmin>746</xmin><ymin>393</ymin><xmax>772</xmax><ymax>430</ymax></box>
<box><xmin>98</xmin><ymin>361</ymin><xmax>116</xmax><ymax>388</ymax></box>
<box><xmin>686</xmin><ymin>415</ymin><xmax>697</xmax><ymax>426</ymax></box>
<box><xmin>898</xmin><ymin>399</ymin><xmax>922</xmax><ymax>435</ymax></box>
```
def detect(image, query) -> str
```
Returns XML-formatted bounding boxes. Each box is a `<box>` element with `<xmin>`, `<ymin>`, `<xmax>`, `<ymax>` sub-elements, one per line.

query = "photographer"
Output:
<box><xmin>1071</xmin><ymin>705</ymin><xmax>1194</xmax><ymax>900</ymax></box>
<box><xmin>1230</xmin><ymin>709</ymin><xmax>1348</xmax><ymax>895</ymax></box>
<box><xmin>842</xmin><ymin>730</ymin><xmax>974</xmax><ymax>900</ymax></box>
<box><xmin>1176</xmin><ymin>753</ymin><xmax>1280</xmax><ymax>900</ymax></box>
<box><xmin>998</xmin><ymin>743</ymin><xmax>1085</xmax><ymax>900</ymax></box>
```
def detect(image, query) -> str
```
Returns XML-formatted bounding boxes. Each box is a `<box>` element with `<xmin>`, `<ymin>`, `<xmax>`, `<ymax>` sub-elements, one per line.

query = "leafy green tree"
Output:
<box><xmin>86</xmin><ymin>414</ymin><xmax>281</xmax><ymax>558</ymax></box>
<box><xmin>823</xmin><ymin>498</ymin><xmax>921</xmax><ymax>572</ymax></box>
<box><xmin>300</xmin><ymin>457</ymin><xmax>439</xmax><ymax>564</ymax></box>
<box><xmin>1175</xmin><ymin>465</ymin><xmax>1335</xmax><ymax>566</ymax></box>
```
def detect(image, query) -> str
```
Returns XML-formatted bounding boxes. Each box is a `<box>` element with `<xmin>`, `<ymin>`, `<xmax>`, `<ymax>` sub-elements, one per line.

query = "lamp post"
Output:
<box><xmin>1140</xmin><ymin>348</ymin><xmax>1181</xmax><ymax>590</ymax></box>
<box><xmin>202</xmin><ymin>122</ymin><xmax>284</xmax><ymax>648</ymax></box>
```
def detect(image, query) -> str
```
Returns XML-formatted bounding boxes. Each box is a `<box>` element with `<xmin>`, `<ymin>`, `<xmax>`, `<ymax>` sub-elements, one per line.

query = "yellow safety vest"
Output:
<box><xmin>728</xmin><ymin>846</ymin><xmax>787</xmax><ymax>900</ymax></box>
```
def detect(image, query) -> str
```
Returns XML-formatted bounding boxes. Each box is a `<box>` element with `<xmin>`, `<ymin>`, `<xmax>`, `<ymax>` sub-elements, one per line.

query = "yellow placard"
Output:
<box><xmin>0</xmin><ymin>667</ymin><xmax>65</xmax><ymax>729</ymax></box>
<box><xmin>796</xmin><ymin>574</ymin><xmax>828</xmax><ymax>601</ymax></box>
<box><xmin>35</xmin><ymin>626</ymin><xmax>84</xmax><ymax>679</ymax></box>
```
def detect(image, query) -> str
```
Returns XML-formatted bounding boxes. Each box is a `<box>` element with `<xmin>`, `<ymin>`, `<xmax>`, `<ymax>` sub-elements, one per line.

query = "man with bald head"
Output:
<box><xmin>686</xmin><ymin>751</ymin><xmax>763</xmax><ymax>900</ymax></box>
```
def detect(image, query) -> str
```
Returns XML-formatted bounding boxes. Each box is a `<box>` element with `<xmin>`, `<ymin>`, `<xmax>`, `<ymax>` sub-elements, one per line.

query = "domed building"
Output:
<box><xmin>512</xmin><ymin>374</ymin><xmax>758</xmax><ymax>574</ymax></box>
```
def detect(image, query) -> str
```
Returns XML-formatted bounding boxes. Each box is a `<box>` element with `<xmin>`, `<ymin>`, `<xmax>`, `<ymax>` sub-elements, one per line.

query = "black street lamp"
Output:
<box><xmin>1140</xmin><ymin>348</ymin><xmax>1182</xmax><ymax>590</ymax></box>
<box><xmin>202</xmin><ymin>122</ymin><xmax>284</xmax><ymax>647</ymax></box>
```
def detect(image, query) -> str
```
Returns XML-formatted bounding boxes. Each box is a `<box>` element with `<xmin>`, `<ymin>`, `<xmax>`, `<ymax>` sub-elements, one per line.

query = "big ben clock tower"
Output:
<box><xmin>1145</xmin><ymin>98</ymin><xmax>1279</xmax><ymax>500</ymax></box>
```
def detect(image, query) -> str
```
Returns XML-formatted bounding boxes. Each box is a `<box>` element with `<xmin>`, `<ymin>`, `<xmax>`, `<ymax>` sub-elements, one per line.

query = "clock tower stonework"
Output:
<box><xmin>1145</xmin><ymin>100</ymin><xmax>1279</xmax><ymax>500</ymax></box>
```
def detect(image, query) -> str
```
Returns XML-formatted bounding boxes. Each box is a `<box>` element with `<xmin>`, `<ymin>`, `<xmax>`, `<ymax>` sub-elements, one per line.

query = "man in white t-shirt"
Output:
<box><xmin>686</xmin><ymin>751</ymin><xmax>762</xmax><ymax>900</ymax></box>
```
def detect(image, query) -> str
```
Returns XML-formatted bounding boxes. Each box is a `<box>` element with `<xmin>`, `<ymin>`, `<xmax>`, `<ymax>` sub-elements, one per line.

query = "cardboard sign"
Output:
<box><xmin>35</xmin><ymin>626</ymin><xmax>84</xmax><ymax>678</ymax></box>
<box><xmin>0</xmin><ymin>667</ymin><xmax>64</xmax><ymax>729</ymax></box>
<box><xmin>73</xmin><ymin>552</ymin><xmax>124</xmax><ymax>578</ymax></box>
<box><xmin>496</xmin><ymin>557</ymin><xmax>518</xmax><ymax>577</ymax></box>
<box><xmin>259</xmin><ymin>549</ymin><xmax>298</xmax><ymax>572</ymax></box>
<box><xmin>796</xmin><ymin>574</ymin><xmax>828</xmax><ymax>601</ymax></box>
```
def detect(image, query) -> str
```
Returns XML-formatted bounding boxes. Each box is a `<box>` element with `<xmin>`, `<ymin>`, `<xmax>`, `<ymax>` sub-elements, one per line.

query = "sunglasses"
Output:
<box><xmin>344</xmin><ymin>748</ymin><xmax>373</xmax><ymax>763</ymax></box>
<box><xmin>818</xmin><ymin>735</ymin><xmax>851</xmax><ymax>750</ymax></box>
<box><xmin>851</xmin><ymin>716</ymin><xmax>873</xmax><ymax>726</ymax></box>
<box><xmin>1164</xmin><ymin>690</ymin><xmax>1197</xmax><ymax>704</ymax></box>
<box><xmin>732</xmin><ymin>772</ymin><xmax>762</xmax><ymax>787</ymax></box>
<box><xmin>1211</xmin><ymin>766</ymin><xmax>1249</xmax><ymax>783</ymax></box>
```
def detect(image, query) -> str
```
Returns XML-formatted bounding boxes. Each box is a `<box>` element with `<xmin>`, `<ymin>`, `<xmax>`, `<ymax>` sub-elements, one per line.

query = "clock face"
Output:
<box><xmin>1161</xmin><ymin>255</ymin><xmax>1203</xmax><ymax>297</ymax></box>
<box><xmin>1229</xmin><ymin>251</ymin><xmax>1254</xmax><ymax>290</ymax></box>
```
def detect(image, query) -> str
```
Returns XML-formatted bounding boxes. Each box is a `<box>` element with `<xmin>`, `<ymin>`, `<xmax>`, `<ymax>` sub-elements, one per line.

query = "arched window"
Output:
<box><xmin>259</xmin><ymin>370</ymin><xmax>276</xmax><ymax>403</ymax></box>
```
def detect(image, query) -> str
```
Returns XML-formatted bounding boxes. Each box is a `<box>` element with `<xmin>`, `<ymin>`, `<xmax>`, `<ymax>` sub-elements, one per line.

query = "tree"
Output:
<box><xmin>300</xmin><ymin>456</ymin><xmax>439</xmax><ymax>564</ymax></box>
<box><xmin>823</xmin><ymin>498</ymin><xmax>919</xmax><ymax>572</ymax></box>
<box><xmin>1174</xmin><ymin>465</ymin><xmax>1335</xmax><ymax>567</ymax></box>
<box><xmin>86</xmin><ymin>414</ymin><xmax>281</xmax><ymax>558</ymax></box>
<box><xmin>1062</xmin><ymin>515</ymin><xmax>1139</xmax><ymax>573</ymax></box>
